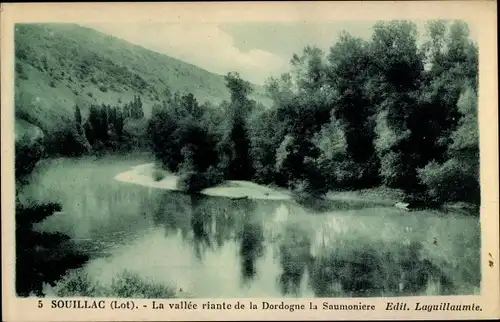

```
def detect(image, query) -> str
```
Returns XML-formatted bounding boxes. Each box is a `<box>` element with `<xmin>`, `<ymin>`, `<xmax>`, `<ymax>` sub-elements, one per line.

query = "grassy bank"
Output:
<box><xmin>276</xmin><ymin>184</ymin><xmax>478</xmax><ymax>214</ymax></box>
<box><xmin>324</xmin><ymin>187</ymin><xmax>405</xmax><ymax>205</ymax></box>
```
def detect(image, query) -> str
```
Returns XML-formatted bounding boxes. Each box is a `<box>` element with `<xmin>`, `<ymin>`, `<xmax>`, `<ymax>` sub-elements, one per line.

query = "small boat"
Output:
<box><xmin>232</xmin><ymin>195</ymin><xmax>249</xmax><ymax>200</ymax></box>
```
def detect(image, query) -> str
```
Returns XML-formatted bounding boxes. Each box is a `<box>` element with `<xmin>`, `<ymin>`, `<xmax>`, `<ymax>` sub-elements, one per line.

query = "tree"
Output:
<box><xmin>181</xmin><ymin>92</ymin><xmax>203</xmax><ymax>119</ymax></box>
<box><xmin>74</xmin><ymin>105</ymin><xmax>82</xmax><ymax>125</ymax></box>
<box><xmin>413</xmin><ymin>21</ymin><xmax>479</xmax><ymax>204</ymax></box>
<box><xmin>148</xmin><ymin>106</ymin><xmax>184</xmax><ymax>171</ymax></box>
<box><xmin>129</xmin><ymin>95</ymin><xmax>145</xmax><ymax>119</ymax></box>
<box><xmin>248</xmin><ymin>107</ymin><xmax>286</xmax><ymax>184</ymax></box>
<box><xmin>290</xmin><ymin>46</ymin><xmax>327</xmax><ymax>93</ymax></box>
<box><xmin>418</xmin><ymin>85</ymin><xmax>480</xmax><ymax>203</ymax></box>
<box><xmin>148</xmin><ymin>91</ymin><xmax>222</xmax><ymax>192</ymax></box>
<box><xmin>417</xmin><ymin>20</ymin><xmax>479</xmax><ymax>166</ymax></box>
<box><xmin>219</xmin><ymin>72</ymin><xmax>255</xmax><ymax>180</ymax></box>
<box><xmin>369</xmin><ymin>21</ymin><xmax>425</xmax><ymax>191</ymax></box>
<box><xmin>326</xmin><ymin>32</ymin><xmax>379</xmax><ymax>187</ymax></box>
<box><xmin>264</xmin><ymin>46</ymin><xmax>334</xmax><ymax>192</ymax></box>
<box><xmin>112</xmin><ymin>107</ymin><xmax>125</xmax><ymax>139</ymax></box>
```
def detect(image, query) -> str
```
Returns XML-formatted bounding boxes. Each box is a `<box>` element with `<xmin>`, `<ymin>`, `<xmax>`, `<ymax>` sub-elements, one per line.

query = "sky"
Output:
<box><xmin>84</xmin><ymin>21</ymin><xmax>477</xmax><ymax>85</ymax></box>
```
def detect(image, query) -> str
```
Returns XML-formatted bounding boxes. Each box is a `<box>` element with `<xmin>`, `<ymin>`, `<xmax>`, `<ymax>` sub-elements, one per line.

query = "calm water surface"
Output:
<box><xmin>28</xmin><ymin>158</ymin><xmax>480</xmax><ymax>298</ymax></box>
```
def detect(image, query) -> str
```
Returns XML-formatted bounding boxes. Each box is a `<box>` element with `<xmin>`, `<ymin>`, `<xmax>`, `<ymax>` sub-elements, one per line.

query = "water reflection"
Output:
<box><xmin>190</xmin><ymin>194</ymin><xmax>212</xmax><ymax>259</ymax></box>
<box><xmin>238</xmin><ymin>203</ymin><xmax>265</xmax><ymax>283</ymax></box>
<box><xmin>135</xmin><ymin>191</ymin><xmax>460</xmax><ymax>297</ymax></box>
<box><xmin>151</xmin><ymin>192</ymin><xmax>276</xmax><ymax>291</ymax></box>
<box><xmin>31</xmin><ymin>180</ymin><xmax>473</xmax><ymax>298</ymax></box>
<box><xmin>277</xmin><ymin>222</ymin><xmax>312</xmax><ymax>296</ymax></box>
<box><xmin>153</xmin><ymin>191</ymin><xmax>192</xmax><ymax>239</ymax></box>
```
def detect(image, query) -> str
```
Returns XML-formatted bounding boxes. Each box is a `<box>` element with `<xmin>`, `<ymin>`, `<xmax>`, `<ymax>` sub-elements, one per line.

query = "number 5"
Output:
<box><xmin>38</xmin><ymin>300</ymin><xmax>43</xmax><ymax>308</ymax></box>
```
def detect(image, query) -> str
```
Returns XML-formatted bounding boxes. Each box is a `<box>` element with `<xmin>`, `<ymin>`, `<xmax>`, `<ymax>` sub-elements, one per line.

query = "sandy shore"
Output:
<box><xmin>114</xmin><ymin>163</ymin><xmax>292</xmax><ymax>201</ymax></box>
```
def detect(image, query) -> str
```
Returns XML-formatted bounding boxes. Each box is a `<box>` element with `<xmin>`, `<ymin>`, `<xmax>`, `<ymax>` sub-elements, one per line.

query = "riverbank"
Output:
<box><xmin>114</xmin><ymin>162</ymin><xmax>478</xmax><ymax>214</ymax></box>
<box><xmin>115</xmin><ymin>163</ymin><xmax>292</xmax><ymax>201</ymax></box>
<box><xmin>114</xmin><ymin>163</ymin><xmax>403</xmax><ymax>205</ymax></box>
<box><xmin>115</xmin><ymin>163</ymin><xmax>403</xmax><ymax>203</ymax></box>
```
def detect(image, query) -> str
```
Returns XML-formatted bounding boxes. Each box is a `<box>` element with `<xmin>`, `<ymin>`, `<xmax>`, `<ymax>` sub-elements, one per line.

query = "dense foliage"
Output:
<box><xmin>35</xmin><ymin>95</ymin><xmax>147</xmax><ymax>157</ymax></box>
<box><xmin>149</xmin><ymin>20</ymin><xmax>479</xmax><ymax>205</ymax></box>
<box><xmin>16</xmin><ymin>20</ymin><xmax>479</xmax><ymax>205</ymax></box>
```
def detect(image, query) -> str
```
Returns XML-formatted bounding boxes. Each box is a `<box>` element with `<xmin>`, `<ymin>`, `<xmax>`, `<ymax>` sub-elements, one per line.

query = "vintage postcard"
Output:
<box><xmin>1</xmin><ymin>1</ymin><xmax>498</xmax><ymax>321</ymax></box>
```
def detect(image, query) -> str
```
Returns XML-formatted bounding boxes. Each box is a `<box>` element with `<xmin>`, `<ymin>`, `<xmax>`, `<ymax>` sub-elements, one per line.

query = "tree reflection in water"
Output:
<box><xmin>151</xmin><ymin>192</ymin><xmax>455</xmax><ymax>297</ymax></box>
<box><xmin>153</xmin><ymin>191</ymin><xmax>192</xmax><ymax>240</ymax></box>
<box><xmin>237</xmin><ymin>200</ymin><xmax>264</xmax><ymax>284</ymax></box>
<box><xmin>213</xmin><ymin>203</ymin><xmax>236</xmax><ymax>248</ymax></box>
<box><xmin>190</xmin><ymin>194</ymin><xmax>212</xmax><ymax>260</ymax></box>
<box><xmin>307</xmin><ymin>239</ymin><xmax>455</xmax><ymax>297</ymax></box>
<box><xmin>275</xmin><ymin>205</ymin><xmax>313</xmax><ymax>296</ymax></box>
<box><xmin>153</xmin><ymin>192</ymin><xmax>246</xmax><ymax>259</ymax></box>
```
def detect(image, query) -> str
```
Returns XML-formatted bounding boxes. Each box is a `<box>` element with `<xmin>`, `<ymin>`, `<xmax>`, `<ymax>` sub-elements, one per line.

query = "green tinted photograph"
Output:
<box><xmin>14</xmin><ymin>19</ymin><xmax>480</xmax><ymax>299</ymax></box>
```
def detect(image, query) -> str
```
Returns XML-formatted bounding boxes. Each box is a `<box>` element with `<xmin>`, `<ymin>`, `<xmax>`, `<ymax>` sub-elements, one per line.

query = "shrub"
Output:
<box><xmin>15</xmin><ymin>131</ymin><xmax>44</xmax><ymax>183</ymax></box>
<box><xmin>99</xmin><ymin>85</ymin><xmax>108</xmax><ymax>92</ymax></box>
<box><xmin>109</xmin><ymin>271</ymin><xmax>176</xmax><ymax>299</ymax></box>
<box><xmin>49</xmin><ymin>80</ymin><xmax>56</xmax><ymax>88</ymax></box>
<box><xmin>43</xmin><ymin>125</ymin><xmax>90</xmax><ymax>157</ymax></box>
<box><xmin>152</xmin><ymin>168</ymin><xmax>165</xmax><ymax>182</ymax></box>
<box><xmin>205</xmin><ymin>166</ymin><xmax>224</xmax><ymax>188</ymax></box>
<box><xmin>378</xmin><ymin>151</ymin><xmax>406</xmax><ymax>187</ymax></box>
<box><xmin>418</xmin><ymin>158</ymin><xmax>480</xmax><ymax>204</ymax></box>
<box><xmin>52</xmin><ymin>269</ymin><xmax>176</xmax><ymax>299</ymax></box>
<box><xmin>179</xmin><ymin>171</ymin><xmax>210</xmax><ymax>194</ymax></box>
<box><xmin>15</xmin><ymin>62</ymin><xmax>24</xmax><ymax>74</ymax></box>
<box><xmin>291</xmin><ymin>179</ymin><xmax>313</xmax><ymax>202</ymax></box>
<box><xmin>178</xmin><ymin>166</ymin><xmax>223</xmax><ymax>193</ymax></box>
<box><xmin>15</xmin><ymin>47</ymin><xmax>28</xmax><ymax>60</ymax></box>
<box><xmin>53</xmin><ymin>269</ymin><xmax>103</xmax><ymax>297</ymax></box>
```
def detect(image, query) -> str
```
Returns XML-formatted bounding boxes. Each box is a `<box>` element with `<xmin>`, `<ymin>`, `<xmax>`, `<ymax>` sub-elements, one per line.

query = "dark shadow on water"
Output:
<box><xmin>152</xmin><ymin>191</ymin><xmax>265</xmax><ymax>264</ymax></box>
<box><xmin>190</xmin><ymin>194</ymin><xmax>213</xmax><ymax>259</ymax></box>
<box><xmin>152</xmin><ymin>190</ymin><xmax>192</xmax><ymax>239</ymax></box>
<box><xmin>16</xmin><ymin>202</ymin><xmax>90</xmax><ymax>297</ymax></box>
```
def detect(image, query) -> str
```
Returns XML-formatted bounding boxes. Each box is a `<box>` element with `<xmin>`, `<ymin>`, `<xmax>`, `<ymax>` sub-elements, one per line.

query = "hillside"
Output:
<box><xmin>14</xmin><ymin>23</ymin><xmax>271</xmax><ymax>136</ymax></box>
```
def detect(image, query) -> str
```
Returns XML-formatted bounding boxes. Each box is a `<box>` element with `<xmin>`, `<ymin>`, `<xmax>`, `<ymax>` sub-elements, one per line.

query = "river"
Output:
<box><xmin>19</xmin><ymin>155</ymin><xmax>481</xmax><ymax>298</ymax></box>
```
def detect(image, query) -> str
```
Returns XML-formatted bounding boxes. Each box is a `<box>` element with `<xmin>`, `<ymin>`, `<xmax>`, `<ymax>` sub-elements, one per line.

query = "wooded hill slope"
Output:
<box><xmin>14</xmin><ymin>23</ymin><xmax>270</xmax><ymax>136</ymax></box>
